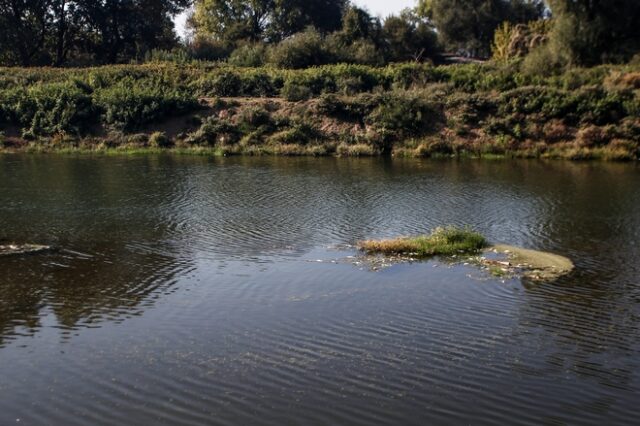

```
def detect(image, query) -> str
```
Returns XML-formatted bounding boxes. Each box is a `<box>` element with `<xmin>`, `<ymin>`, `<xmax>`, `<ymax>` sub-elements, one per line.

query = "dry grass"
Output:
<box><xmin>336</xmin><ymin>143</ymin><xmax>378</xmax><ymax>156</ymax></box>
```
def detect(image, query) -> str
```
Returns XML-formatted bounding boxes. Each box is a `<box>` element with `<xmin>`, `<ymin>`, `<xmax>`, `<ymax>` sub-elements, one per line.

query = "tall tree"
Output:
<box><xmin>382</xmin><ymin>9</ymin><xmax>438</xmax><ymax>62</ymax></box>
<box><xmin>337</xmin><ymin>5</ymin><xmax>381</xmax><ymax>45</ymax></box>
<box><xmin>75</xmin><ymin>0</ymin><xmax>189</xmax><ymax>63</ymax></box>
<box><xmin>193</xmin><ymin>0</ymin><xmax>274</xmax><ymax>44</ymax></box>
<box><xmin>271</xmin><ymin>0</ymin><xmax>346</xmax><ymax>40</ymax></box>
<box><xmin>192</xmin><ymin>0</ymin><xmax>346</xmax><ymax>45</ymax></box>
<box><xmin>547</xmin><ymin>0</ymin><xmax>640</xmax><ymax>65</ymax></box>
<box><xmin>0</xmin><ymin>0</ymin><xmax>188</xmax><ymax>66</ymax></box>
<box><xmin>418</xmin><ymin>0</ymin><xmax>543</xmax><ymax>57</ymax></box>
<box><xmin>0</xmin><ymin>0</ymin><xmax>51</xmax><ymax>66</ymax></box>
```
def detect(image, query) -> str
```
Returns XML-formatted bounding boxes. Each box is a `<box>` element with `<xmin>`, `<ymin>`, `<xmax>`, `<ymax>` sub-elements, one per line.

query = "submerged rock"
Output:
<box><xmin>483</xmin><ymin>245</ymin><xmax>574</xmax><ymax>281</ymax></box>
<box><xmin>351</xmin><ymin>238</ymin><xmax>574</xmax><ymax>282</ymax></box>
<box><xmin>0</xmin><ymin>244</ymin><xmax>51</xmax><ymax>257</ymax></box>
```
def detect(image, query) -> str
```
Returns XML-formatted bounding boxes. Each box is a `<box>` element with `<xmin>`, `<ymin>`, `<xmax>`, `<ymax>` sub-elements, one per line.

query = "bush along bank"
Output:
<box><xmin>0</xmin><ymin>62</ymin><xmax>638</xmax><ymax>160</ymax></box>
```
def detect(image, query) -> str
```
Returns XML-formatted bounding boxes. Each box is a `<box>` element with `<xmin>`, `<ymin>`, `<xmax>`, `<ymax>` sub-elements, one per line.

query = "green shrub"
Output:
<box><xmin>201</xmin><ymin>71</ymin><xmax>242</xmax><ymax>97</ymax></box>
<box><xmin>366</xmin><ymin>93</ymin><xmax>441</xmax><ymax>137</ymax></box>
<box><xmin>228</xmin><ymin>44</ymin><xmax>267</xmax><ymax>67</ymax></box>
<box><xmin>267</xmin><ymin>28</ymin><xmax>329</xmax><ymax>69</ymax></box>
<box><xmin>94</xmin><ymin>79</ymin><xmax>199</xmax><ymax>131</ymax></box>
<box><xmin>239</xmin><ymin>71</ymin><xmax>278</xmax><ymax>97</ymax></box>
<box><xmin>268</xmin><ymin>122</ymin><xmax>318</xmax><ymax>145</ymax></box>
<box><xmin>390</xmin><ymin>63</ymin><xmax>441</xmax><ymax>89</ymax></box>
<box><xmin>186</xmin><ymin>37</ymin><xmax>231</xmax><ymax>61</ymax></box>
<box><xmin>145</xmin><ymin>48</ymin><xmax>191</xmax><ymax>64</ymax></box>
<box><xmin>187</xmin><ymin>116</ymin><xmax>238</xmax><ymax>146</ymax></box>
<box><xmin>281</xmin><ymin>81</ymin><xmax>312</xmax><ymax>101</ymax></box>
<box><xmin>236</xmin><ymin>106</ymin><xmax>272</xmax><ymax>131</ymax></box>
<box><xmin>148</xmin><ymin>131</ymin><xmax>171</xmax><ymax>148</ymax></box>
<box><xmin>16</xmin><ymin>81</ymin><xmax>97</xmax><ymax>136</ymax></box>
<box><xmin>326</xmin><ymin>37</ymin><xmax>384</xmax><ymax>66</ymax></box>
<box><xmin>336</xmin><ymin>142</ymin><xmax>377</xmax><ymax>156</ymax></box>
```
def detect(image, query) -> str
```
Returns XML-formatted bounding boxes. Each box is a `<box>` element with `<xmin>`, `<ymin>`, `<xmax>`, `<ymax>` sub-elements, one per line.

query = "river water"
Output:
<box><xmin>1</xmin><ymin>155</ymin><xmax>639</xmax><ymax>425</ymax></box>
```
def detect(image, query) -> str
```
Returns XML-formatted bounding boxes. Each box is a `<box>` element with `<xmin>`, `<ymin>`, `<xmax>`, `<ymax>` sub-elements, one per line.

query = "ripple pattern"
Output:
<box><xmin>0</xmin><ymin>156</ymin><xmax>639</xmax><ymax>425</ymax></box>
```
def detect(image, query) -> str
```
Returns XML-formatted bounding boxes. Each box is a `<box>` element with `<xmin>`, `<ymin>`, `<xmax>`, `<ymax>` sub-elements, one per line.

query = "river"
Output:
<box><xmin>1</xmin><ymin>155</ymin><xmax>639</xmax><ymax>425</ymax></box>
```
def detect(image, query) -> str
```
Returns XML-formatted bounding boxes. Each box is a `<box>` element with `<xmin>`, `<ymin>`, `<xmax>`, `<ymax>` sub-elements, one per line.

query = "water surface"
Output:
<box><xmin>1</xmin><ymin>155</ymin><xmax>639</xmax><ymax>425</ymax></box>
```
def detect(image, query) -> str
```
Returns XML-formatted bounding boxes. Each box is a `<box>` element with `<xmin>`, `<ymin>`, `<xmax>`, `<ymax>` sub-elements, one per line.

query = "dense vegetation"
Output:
<box><xmin>0</xmin><ymin>61</ymin><xmax>638</xmax><ymax>159</ymax></box>
<box><xmin>5</xmin><ymin>0</ymin><xmax>638</xmax><ymax>68</ymax></box>
<box><xmin>0</xmin><ymin>1</ymin><xmax>639</xmax><ymax>160</ymax></box>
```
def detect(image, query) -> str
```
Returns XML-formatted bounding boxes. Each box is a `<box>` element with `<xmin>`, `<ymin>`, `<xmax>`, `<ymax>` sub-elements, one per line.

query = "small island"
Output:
<box><xmin>357</xmin><ymin>227</ymin><xmax>574</xmax><ymax>281</ymax></box>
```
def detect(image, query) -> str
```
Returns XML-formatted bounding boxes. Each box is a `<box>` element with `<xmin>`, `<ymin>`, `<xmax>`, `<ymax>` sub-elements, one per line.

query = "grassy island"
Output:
<box><xmin>358</xmin><ymin>227</ymin><xmax>487</xmax><ymax>257</ymax></box>
<box><xmin>0</xmin><ymin>62</ymin><xmax>639</xmax><ymax>160</ymax></box>
<box><xmin>358</xmin><ymin>227</ymin><xmax>575</xmax><ymax>281</ymax></box>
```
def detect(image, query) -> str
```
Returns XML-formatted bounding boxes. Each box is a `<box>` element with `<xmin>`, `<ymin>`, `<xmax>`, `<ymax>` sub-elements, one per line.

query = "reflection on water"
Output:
<box><xmin>0</xmin><ymin>155</ymin><xmax>639</xmax><ymax>425</ymax></box>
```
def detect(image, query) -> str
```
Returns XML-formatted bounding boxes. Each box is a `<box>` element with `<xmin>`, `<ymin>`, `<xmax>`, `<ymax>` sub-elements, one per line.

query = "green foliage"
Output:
<box><xmin>94</xmin><ymin>79</ymin><xmax>199</xmax><ymax>131</ymax></box>
<box><xmin>497</xmin><ymin>86</ymin><xmax>629</xmax><ymax>125</ymax></box>
<box><xmin>381</xmin><ymin>11</ymin><xmax>439</xmax><ymax>63</ymax></box>
<box><xmin>492</xmin><ymin>20</ymin><xmax>552</xmax><ymax>63</ymax></box>
<box><xmin>268</xmin><ymin>122</ymin><xmax>318</xmax><ymax>145</ymax></box>
<box><xmin>199</xmin><ymin>71</ymin><xmax>243</xmax><ymax>96</ymax></box>
<box><xmin>0</xmin><ymin>0</ymin><xmax>189</xmax><ymax>66</ymax></box>
<box><xmin>149</xmin><ymin>132</ymin><xmax>172</xmax><ymax>148</ymax></box>
<box><xmin>367</xmin><ymin>93</ymin><xmax>439</xmax><ymax>136</ymax></box>
<box><xmin>337</xmin><ymin>5</ymin><xmax>381</xmax><ymax>45</ymax></box>
<box><xmin>193</xmin><ymin>0</ymin><xmax>346</xmax><ymax>46</ymax></box>
<box><xmin>186</xmin><ymin>37</ymin><xmax>233</xmax><ymax>61</ymax></box>
<box><xmin>187</xmin><ymin>116</ymin><xmax>239</xmax><ymax>146</ymax></box>
<box><xmin>267</xmin><ymin>28</ymin><xmax>329</xmax><ymax>69</ymax></box>
<box><xmin>236</xmin><ymin>106</ymin><xmax>273</xmax><ymax>131</ymax></box>
<box><xmin>145</xmin><ymin>49</ymin><xmax>192</xmax><ymax>64</ymax></box>
<box><xmin>547</xmin><ymin>0</ymin><xmax>640</xmax><ymax>66</ymax></box>
<box><xmin>0</xmin><ymin>81</ymin><xmax>97</xmax><ymax>136</ymax></box>
<box><xmin>228</xmin><ymin>44</ymin><xmax>268</xmax><ymax>67</ymax></box>
<box><xmin>281</xmin><ymin>81</ymin><xmax>313</xmax><ymax>101</ymax></box>
<box><xmin>419</xmin><ymin>0</ymin><xmax>544</xmax><ymax>57</ymax></box>
<box><xmin>1</xmin><ymin>61</ymin><xmax>639</xmax><ymax>162</ymax></box>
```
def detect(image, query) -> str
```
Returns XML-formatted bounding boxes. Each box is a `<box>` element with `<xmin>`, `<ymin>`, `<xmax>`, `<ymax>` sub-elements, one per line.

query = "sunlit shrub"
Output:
<box><xmin>267</xmin><ymin>28</ymin><xmax>329</xmax><ymax>69</ymax></box>
<box><xmin>94</xmin><ymin>79</ymin><xmax>199</xmax><ymax>131</ymax></box>
<box><xmin>148</xmin><ymin>131</ymin><xmax>171</xmax><ymax>148</ymax></box>
<box><xmin>228</xmin><ymin>44</ymin><xmax>268</xmax><ymax>67</ymax></box>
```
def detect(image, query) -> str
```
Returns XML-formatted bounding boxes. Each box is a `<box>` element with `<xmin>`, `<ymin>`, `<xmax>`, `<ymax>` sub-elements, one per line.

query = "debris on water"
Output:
<box><xmin>0</xmin><ymin>244</ymin><xmax>51</xmax><ymax>257</ymax></box>
<box><xmin>342</xmin><ymin>242</ymin><xmax>573</xmax><ymax>282</ymax></box>
<box><xmin>325</xmin><ymin>240</ymin><xmax>573</xmax><ymax>282</ymax></box>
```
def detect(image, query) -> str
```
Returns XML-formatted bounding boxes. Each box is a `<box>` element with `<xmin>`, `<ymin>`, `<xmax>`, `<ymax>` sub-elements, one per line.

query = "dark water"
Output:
<box><xmin>1</xmin><ymin>155</ymin><xmax>639</xmax><ymax>425</ymax></box>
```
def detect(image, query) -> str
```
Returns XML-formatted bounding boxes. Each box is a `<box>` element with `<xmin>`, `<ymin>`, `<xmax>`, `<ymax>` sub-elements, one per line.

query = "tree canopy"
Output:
<box><xmin>0</xmin><ymin>0</ymin><xmax>189</xmax><ymax>66</ymax></box>
<box><xmin>1</xmin><ymin>0</ymin><xmax>639</xmax><ymax>68</ymax></box>
<box><xmin>547</xmin><ymin>0</ymin><xmax>640</xmax><ymax>65</ymax></box>
<box><xmin>192</xmin><ymin>0</ymin><xmax>347</xmax><ymax>45</ymax></box>
<box><xmin>418</xmin><ymin>0</ymin><xmax>544</xmax><ymax>57</ymax></box>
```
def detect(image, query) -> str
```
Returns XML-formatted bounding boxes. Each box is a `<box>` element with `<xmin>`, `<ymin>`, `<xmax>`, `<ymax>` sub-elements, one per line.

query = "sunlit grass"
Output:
<box><xmin>358</xmin><ymin>226</ymin><xmax>487</xmax><ymax>257</ymax></box>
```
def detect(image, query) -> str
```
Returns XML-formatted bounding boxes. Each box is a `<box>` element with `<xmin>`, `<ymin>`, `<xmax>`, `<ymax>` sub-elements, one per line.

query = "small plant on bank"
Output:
<box><xmin>148</xmin><ymin>131</ymin><xmax>171</xmax><ymax>148</ymax></box>
<box><xmin>358</xmin><ymin>227</ymin><xmax>487</xmax><ymax>257</ymax></box>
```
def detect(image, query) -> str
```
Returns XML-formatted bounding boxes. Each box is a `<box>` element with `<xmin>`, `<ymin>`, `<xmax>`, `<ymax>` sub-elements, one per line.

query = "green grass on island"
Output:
<box><xmin>358</xmin><ymin>227</ymin><xmax>487</xmax><ymax>257</ymax></box>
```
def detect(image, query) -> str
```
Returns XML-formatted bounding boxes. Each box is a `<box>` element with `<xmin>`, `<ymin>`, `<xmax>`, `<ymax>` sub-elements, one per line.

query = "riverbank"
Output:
<box><xmin>1</xmin><ymin>63</ymin><xmax>638</xmax><ymax>160</ymax></box>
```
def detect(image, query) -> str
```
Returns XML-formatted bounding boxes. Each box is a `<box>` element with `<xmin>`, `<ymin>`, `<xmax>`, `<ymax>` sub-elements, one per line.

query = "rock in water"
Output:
<box><xmin>0</xmin><ymin>244</ymin><xmax>51</xmax><ymax>257</ymax></box>
<box><xmin>487</xmin><ymin>244</ymin><xmax>574</xmax><ymax>281</ymax></box>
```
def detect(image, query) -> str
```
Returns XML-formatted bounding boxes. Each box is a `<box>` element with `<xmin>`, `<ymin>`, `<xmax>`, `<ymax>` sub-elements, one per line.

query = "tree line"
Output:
<box><xmin>0</xmin><ymin>0</ymin><xmax>188</xmax><ymax>66</ymax></box>
<box><xmin>0</xmin><ymin>0</ymin><xmax>638</xmax><ymax>68</ymax></box>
